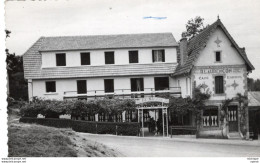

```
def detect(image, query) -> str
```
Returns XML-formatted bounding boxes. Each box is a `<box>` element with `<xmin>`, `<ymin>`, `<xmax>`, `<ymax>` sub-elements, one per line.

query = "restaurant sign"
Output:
<box><xmin>194</xmin><ymin>67</ymin><xmax>243</xmax><ymax>74</ymax></box>
<box><xmin>135</xmin><ymin>97</ymin><xmax>169</xmax><ymax>104</ymax></box>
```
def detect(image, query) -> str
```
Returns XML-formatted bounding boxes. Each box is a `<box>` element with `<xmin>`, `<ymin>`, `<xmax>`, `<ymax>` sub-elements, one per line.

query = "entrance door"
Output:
<box><xmin>228</xmin><ymin>106</ymin><xmax>238</xmax><ymax>132</ymax></box>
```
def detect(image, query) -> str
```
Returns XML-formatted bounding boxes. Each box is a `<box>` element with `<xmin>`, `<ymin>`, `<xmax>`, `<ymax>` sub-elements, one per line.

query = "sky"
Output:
<box><xmin>4</xmin><ymin>0</ymin><xmax>260</xmax><ymax>79</ymax></box>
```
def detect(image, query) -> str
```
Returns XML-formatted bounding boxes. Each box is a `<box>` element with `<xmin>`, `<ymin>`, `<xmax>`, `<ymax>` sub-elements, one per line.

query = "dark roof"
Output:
<box><xmin>39</xmin><ymin>33</ymin><xmax>178</xmax><ymax>51</ymax></box>
<box><xmin>248</xmin><ymin>91</ymin><xmax>260</xmax><ymax>107</ymax></box>
<box><xmin>173</xmin><ymin>19</ymin><xmax>255</xmax><ymax>76</ymax></box>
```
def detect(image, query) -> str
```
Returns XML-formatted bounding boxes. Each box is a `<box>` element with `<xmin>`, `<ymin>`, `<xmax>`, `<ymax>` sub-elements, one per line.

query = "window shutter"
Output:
<box><xmin>152</xmin><ymin>50</ymin><xmax>155</xmax><ymax>62</ymax></box>
<box><xmin>162</xmin><ymin>50</ymin><xmax>165</xmax><ymax>62</ymax></box>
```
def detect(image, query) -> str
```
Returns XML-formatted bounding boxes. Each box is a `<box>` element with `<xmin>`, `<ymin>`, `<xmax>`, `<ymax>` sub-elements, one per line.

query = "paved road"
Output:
<box><xmin>80</xmin><ymin>133</ymin><xmax>260</xmax><ymax>157</ymax></box>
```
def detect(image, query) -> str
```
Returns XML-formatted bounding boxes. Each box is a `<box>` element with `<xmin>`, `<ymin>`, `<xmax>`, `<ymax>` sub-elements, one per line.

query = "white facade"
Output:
<box><xmin>31</xmin><ymin>75</ymin><xmax>175</xmax><ymax>100</ymax></box>
<box><xmin>41</xmin><ymin>48</ymin><xmax>177</xmax><ymax>68</ymax></box>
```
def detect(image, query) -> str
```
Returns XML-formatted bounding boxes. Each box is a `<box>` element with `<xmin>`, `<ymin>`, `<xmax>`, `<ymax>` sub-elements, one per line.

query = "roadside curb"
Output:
<box><xmin>79</xmin><ymin>132</ymin><xmax>260</xmax><ymax>147</ymax></box>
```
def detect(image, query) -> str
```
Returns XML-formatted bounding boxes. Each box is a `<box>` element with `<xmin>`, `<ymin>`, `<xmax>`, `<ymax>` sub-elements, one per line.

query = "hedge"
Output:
<box><xmin>19</xmin><ymin>117</ymin><xmax>72</xmax><ymax>128</ymax></box>
<box><xmin>19</xmin><ymin>117</ymin><xmax>140</xmax><ymax>136</ymax></box>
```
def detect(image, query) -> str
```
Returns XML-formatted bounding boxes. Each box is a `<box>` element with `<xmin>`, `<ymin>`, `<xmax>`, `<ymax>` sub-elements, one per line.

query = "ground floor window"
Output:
<box><xmin>104</xmin><ymin>79</ymin><xmax>114</xmax><ymax>93</ymax></box>
<box><xmin>125</xmin><ymin>110</ymin><xmax>137</xmax><ymax>122</ymax></box>
<box><xmin>46</xmin><ymin>81</ymin><xmax>56</xmax><ymax>93</ymax></box>
<box><xmin>203</xmin><ymin>106</ymin><xmax>218</xmax><ymax>127</ymax></box>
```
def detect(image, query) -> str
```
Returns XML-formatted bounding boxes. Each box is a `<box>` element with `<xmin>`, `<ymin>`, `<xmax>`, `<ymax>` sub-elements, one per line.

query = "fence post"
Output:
<box><xmin>96</xmin><ymin>123</ymin><xmax>98</xmax><ymax>134</ymax></box>
<box><xmin>116</xmin><ymin>125</ymin><xmax>118</xmax><ymax>136</ymax></box>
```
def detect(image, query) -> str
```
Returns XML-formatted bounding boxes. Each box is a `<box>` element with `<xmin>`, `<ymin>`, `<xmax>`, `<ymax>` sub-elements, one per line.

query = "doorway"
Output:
<box><xmin>228</xmin><ymin>106</ymin><xmax>238</xmax><ymax>132</ymax></box>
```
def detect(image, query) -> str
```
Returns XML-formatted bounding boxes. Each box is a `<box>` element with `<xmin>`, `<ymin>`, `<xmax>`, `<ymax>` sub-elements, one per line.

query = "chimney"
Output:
<box><xmin>179</xmin><ymin>33</ymin><xmax>188</xmax><ymax>65</ymax></box>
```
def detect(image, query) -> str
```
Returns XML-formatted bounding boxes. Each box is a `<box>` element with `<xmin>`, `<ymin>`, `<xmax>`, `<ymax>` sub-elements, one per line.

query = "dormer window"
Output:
<box><xmin>215</xmin><ymin>51</ymin><xmax>221</xmax><ymax>62</ymax></box>
<box><xmin>56</xmin><ymin>53</ymin><xmax>66</xmax><ymax>66</ymax></box>
<box><xmin>152</xmin><ymin>49</ymin><xmax>165</xmax><ymax>62</ymax></box>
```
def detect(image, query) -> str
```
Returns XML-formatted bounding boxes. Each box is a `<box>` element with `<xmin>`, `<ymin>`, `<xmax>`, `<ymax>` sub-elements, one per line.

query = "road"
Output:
<box><xmin>80</xmin><ymin>133</ymin><xmax>260</xmax><ymax>157</ymax></box>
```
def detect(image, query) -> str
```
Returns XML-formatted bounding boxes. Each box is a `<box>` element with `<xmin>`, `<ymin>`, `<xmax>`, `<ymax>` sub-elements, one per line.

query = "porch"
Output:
<box><xmin>63</xmin><ymin>87</ymin><xmax>181</xmax><ymax>99</ymax></box>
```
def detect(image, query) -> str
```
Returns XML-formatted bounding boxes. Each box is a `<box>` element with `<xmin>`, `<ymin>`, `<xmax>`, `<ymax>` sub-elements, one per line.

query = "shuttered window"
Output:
<box><xmin>105</xmin><ymin>52</ymin><xmax>114</xmax><ymax>64</ymax></box>
<box><xmin>81</xmin><ymin>52</ymin><xmax>90</xmax><ymax>65</ymax></box>
<box><xmin>152</xmin><ymin>49</ymin><xmax>165</xmax><ymax>62</ymax></box>
<box><xmin>215</xmin><ymin>76</ymin><xmax>224</xmax><ymax>94</ymax></box>
<box><xmin>56</xmin><ymin>53</ymin><xmax>66</xmax><ymax>66</ymax></box>
<box><xmin>129</xmin><ymin>51</ymin><xmax>139</xmax><ymax>63</ymax></box>
<box><xmin>77</xmin><ymin>80</ymin><xmax>87</xmax><ymax>94</ymax></box>
<box><xmin>46</xmin><ymin>81</ymin><xmax>56</xmax><ymax>93</ymax></box>
<box><xmin>104</xmin><ymin>79</ymin><xmax>114</xmax><ymax>93</ymax></box>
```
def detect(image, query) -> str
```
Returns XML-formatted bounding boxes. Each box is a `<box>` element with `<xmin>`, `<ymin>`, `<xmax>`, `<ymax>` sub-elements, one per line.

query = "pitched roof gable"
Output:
<box><xmin>39</xmin><ymin>33</ymin><xmax>178</xmax><ymax>52</ymax></box>
<box><xmin>173</xmin><ymin>19</ymin><xmax>254</xmax><ymax>76</ymax></box>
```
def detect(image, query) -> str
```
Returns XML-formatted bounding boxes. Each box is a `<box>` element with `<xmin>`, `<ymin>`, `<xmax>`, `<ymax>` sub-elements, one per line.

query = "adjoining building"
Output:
<box><xmin>248</xmin><ymin>91</ymin><xmax>260</xmax><ymax>139</ymax></box>
<box><xmin>23</xmin><ymin>18</ymin><xmax>255</xmax><ymax>139</ymax></box>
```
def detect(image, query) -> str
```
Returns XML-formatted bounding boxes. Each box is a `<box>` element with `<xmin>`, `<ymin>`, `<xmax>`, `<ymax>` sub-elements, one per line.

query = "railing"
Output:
<box><xmin>63</xmin><ymin>87</ymin><xmax>181</xmax><ymax>99</ymax></box>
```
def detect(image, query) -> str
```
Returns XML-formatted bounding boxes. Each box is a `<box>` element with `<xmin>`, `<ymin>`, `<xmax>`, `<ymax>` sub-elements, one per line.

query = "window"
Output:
<box><xmin>81</xmin><ymin>52</ymin><xmax>90</xmax><ymax>65</ymax></box>
<box><xmin>131</xmin><ymin>78</ymin><xmax>144</xmax><ymax>92</ymax></box>
<box><xmin>56</xmin><ymin>53</ymin><xmax>66</xmax><ymax>66</ymax></box>
<box><xmin>46</xmin><ymin>81</ymin><xmax>56</xmax><ymax>93</ymax></box>
<box><xmin>77</xmin><ymin>80</ymin><xmax>87</xmax><ymax>94</ymax></box>
<box><xmin>215</xmin><ymin>51</ymin><xmax>221</xmax><ymax>62</ymax></box>
<box><xmin>154</xmin><ymin>77</ymin><xmax>169</xmax><ymax>91</ymax></box>
<box><xmin>152</xmin><ymin>49</ymin><xmax>165</xmax><ymax>62</ymax></box>
<box><xmin>215</xmin><ymin>76</ymin><xmax>224</xmax><ymax>94</ymax></box>
<box><xmin>105</xmin><ymin>52</ymin><xmax>114</xmax><ymax>64</ymax></box>
<box><xmin>129</xmin><ymin>51</ymin><xmax>138</xmax><ymax>63</ymax></box>
<box><xmin>104</xmin><ymin>79</ymin><xmax>114</xmax><ymax>93</ymax></box>
<box><xmin>203</xmin><ymin>106</ymin><xmax>218</xmax><ymax>127</ymax></box>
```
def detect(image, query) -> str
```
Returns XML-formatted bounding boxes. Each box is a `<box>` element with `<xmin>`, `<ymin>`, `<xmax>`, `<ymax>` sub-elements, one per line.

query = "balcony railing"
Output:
<box><xmin>63</xmin><ymin>87</ymin><xmax>181</xmax><ymax>99</ymax></box>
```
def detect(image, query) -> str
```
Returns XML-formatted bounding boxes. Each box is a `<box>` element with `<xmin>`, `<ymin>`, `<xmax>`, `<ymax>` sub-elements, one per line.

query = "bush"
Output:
<box><xmin>20</xmin><ymin>103</ymin><xmax>42</xmax><ymax>118</ymax></box>
<box><xmin>19</xmin><ymin>117</ymin><xmax>72</xmax><ymax>128</ymax></box>
<box><xmin>20</xmin><ymin>117</ymin><xmax>140</xmax><ymax>136</ymax></box>
<box><xmin>72</xmin><ymin>120</ymin><xmax>97</xmax><ymax>133</ymax></box>
<box><xmin>117</xmin><ymin>123</ymin><xmax>140</xmax><ymax>136</ymax></box>
<box><xmin>97</xmin><ymin>122</ymin><xmax>116</xmax><ymax>134</ymax></box>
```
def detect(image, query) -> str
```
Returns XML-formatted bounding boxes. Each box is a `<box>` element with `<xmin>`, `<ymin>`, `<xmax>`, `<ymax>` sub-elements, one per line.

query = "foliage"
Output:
<box><xmin>168</xmin><ymin>86</ymin><xmax>210</xmax><ymax>115</ymax></box>
<box><xmin>182</xmin><ymin>16</ymin><xmax>208</xmax><ymax>40</ymax></box>
<box><xmin>20</xmin><ymin>117</ymin><xmax>72</xmax><ymax>128</ymax></box>
<box><xmin>20</xmin><ymin>98</ymin><xmax>136</xmax><ymax>119</ymax></box>
<box><xmin>220</xmin><ymin>98</ymin><xmax>233</xmax><ymax>122</ymax></box>
<box><xmin>234</xmin><ymin>93</ymin><xmax>248</xmax><ymax>137</ymax></box>
<box><xmin>247</xmin><ymin>78</ymin><xmax>260</xmax><ymax>91</ymax></box>
<box><xmin>168</xmin><ymin>86</ymin><xmax>210</xmax><ymax>127</ymax></box>
<box><xmin>20</xmin><ymin>117</ymin><xmax>140</xmax><ymax>136</ymax></box>
<box><xmin>6</xmin><ymin>29</ymin><xmax>28</xmax><ymax>100</ymax></box>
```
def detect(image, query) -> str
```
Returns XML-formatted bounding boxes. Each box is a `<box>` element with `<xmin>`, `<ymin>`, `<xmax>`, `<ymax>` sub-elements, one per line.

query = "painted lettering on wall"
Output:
<box><xmin>199</xmin><ymin>77</ymin><xmax>209</xmax><ymax>80</ymax></box>
<box><xmin>194</xmin><ymin>68</ymin><xmax>242</xmax><ymax>74</ymax></box>
<box><xmin>227</xmin><ymin>76</ymin><xmax>242</xmax><ymax>79</ymax></box>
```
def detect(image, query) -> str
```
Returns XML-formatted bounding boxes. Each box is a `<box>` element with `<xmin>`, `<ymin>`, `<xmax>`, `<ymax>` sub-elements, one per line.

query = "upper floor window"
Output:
<box><xmin>56</xmin><ymin>53</ymin><xmax>66</xmax><ymax>66</ymax></box>
<box><xmin>152</xmin><ymin>49</ymin><xmax>165</xmax><ymax>62</ymax></box>
<box><xmin>81</xmin><ymin>52</ymin><xmax>90</xmax><ymax>65</ymax></box>
<box><xmin>129</xmin><ymin>51</ymin><xmax>139</xmax><ymax>63</ymax></box>
<box><xmin>46</xmin><ymin>81</ymin><xmax>56</xmax><ymax>93</ymax></box>
<box><xmin>105</xmin><ymin>52</ymin><xmax>114</xmax><ymax>64</ymax></box>
<box><xmin>215</xmin><ymin>76</ymin><xmax>224</xmax><ymax>94</ymax></box>
<box><xmin>215</xmin><ymin>51</ymin><xmax>221</xmax><ymax>62</ymax></box>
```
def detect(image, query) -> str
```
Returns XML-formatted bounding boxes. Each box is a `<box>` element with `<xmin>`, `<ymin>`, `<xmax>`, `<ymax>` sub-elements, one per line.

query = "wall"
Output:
<box><xmin>192</xmin><ymin>27</ymin><xmax>247</xmax><ymax>100</ymax></box>
<box><xmin>41</xmin><ymin>47</ymin><xmax>177</xmax><ymax>68</ymax></box>
<box><xmin>31</xmin><ymin>75</ymin><xmax>175</xmax><ymax>100</ymax></box>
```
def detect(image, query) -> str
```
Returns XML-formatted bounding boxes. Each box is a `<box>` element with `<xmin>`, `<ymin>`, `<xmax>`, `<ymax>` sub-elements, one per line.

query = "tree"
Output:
<box><xmin>6</xmin><ymin>29</ymin><xmax>28</xmax><ymax>100</ymax></box>
<box><xmin>247</xmin><ymin>77</ymin><xmax>260</xmax><ymax>91</ymax></box>
<box><xmin>182</xmin><ymin>16</ymin><xmax>208</xmax><ymax>40</ymax></box>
